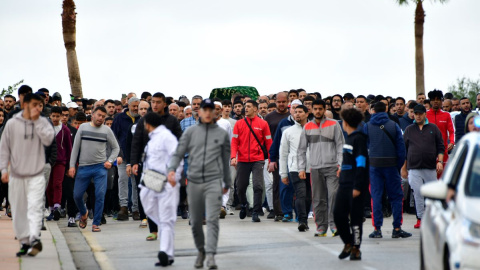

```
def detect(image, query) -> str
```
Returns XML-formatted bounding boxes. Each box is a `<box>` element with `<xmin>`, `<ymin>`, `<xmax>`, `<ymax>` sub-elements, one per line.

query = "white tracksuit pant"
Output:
<box><xmin>140</xmin><ymin>183</ymin><xmax>180</xmax><ymax>260</ymax></box>
<box><xmin>9</xmin><ymin>173</ymin><xmax>46</xmax><ymax>245</ymax></box>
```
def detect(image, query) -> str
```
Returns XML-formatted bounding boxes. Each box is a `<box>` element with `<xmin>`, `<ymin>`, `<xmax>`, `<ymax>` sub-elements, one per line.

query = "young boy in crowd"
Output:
<box><xmin>333</xmin><ymin>108</ymin><xmax>369</xmax><ymax>261</ymax></box>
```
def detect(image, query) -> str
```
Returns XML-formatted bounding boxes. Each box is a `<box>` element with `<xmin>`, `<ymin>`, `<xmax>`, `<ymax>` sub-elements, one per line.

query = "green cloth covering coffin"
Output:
<box><xmin>209</xmin><ymin>86</ymin><xmax>259</xmax><ymax>101</ymax></box>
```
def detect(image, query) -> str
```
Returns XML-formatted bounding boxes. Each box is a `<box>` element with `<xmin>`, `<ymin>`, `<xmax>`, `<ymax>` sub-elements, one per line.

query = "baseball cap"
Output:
<box><xmin>66</xmin><ymin>102</ymin><xmax>79</xmax><ymax>109</ymax></box>
<box><xmin>413</xmin><ymin>104</ymin><xmax>426</xmax><ymax>114</ymax></box>
<box><xmin>200</xmin><ymin>98</ymin><xmax>215</xmax><ymax>109</ymax></box>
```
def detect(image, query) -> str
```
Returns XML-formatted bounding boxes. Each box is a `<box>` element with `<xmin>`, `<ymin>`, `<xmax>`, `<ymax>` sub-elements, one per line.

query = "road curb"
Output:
<box><xmin>47</xmin><ymin>222</ymin><xmax>77</xmax><ymax>270</ymax></box>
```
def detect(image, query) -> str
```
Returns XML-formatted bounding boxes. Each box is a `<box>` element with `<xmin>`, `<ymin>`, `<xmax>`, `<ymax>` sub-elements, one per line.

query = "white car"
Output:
<box><xmin>420</xmin><ymin>132</ymin><xmax>480</xmax><ymax>270</ymax></box>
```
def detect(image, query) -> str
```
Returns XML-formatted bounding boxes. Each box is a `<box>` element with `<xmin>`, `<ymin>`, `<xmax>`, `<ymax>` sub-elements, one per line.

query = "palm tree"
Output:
<box><xmin>62</xmin><ymin>0</ymin><xmax>83</xmax><ymax>98</ymax></box>
<box><xmin>396</xmin><ymin>0</ymin><xmax>448</xmax><ymax>96</ymax></box>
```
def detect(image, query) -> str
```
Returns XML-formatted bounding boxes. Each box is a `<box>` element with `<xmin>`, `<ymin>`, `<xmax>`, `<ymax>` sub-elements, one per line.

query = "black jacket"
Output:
<box><xmin>404</xmin><ymin>122</ymin><xmax>445</xmax><ymax>170</ymax></box>
<box><xmin>130</xmin><ymin>113</ymin><xmax>182</xmax><ymax>166</ymax></box>
<box><xmin>339</xmin><ymin>131</ymin><xmax>369</xmax><ymax>191</ymax></box>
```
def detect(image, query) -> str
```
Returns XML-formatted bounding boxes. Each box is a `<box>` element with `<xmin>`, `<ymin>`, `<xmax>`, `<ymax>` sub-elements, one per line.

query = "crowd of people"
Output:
<box><xmin>1</xmin><ymin>85</ymin><xmax>479</xmax><ymax>268</ymax></box>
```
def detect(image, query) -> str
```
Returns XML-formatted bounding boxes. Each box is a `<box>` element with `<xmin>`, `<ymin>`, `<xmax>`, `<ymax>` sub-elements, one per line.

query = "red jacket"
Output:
<box><xmin>231</xmin><ymin>116</ymin><xmax>273</xmax><ymax>162</ymax></box>
<box><xmin>426</xmin><ymin>109</ymin><xmax>454</xmax><ymax>160</ymax></box>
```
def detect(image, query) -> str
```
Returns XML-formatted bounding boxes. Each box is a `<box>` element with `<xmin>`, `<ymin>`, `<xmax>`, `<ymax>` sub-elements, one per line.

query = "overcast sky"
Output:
<box><xmin>1</xmin><ymin>0</ymin><xmax>479</xmax><ymax>102</ymax></box>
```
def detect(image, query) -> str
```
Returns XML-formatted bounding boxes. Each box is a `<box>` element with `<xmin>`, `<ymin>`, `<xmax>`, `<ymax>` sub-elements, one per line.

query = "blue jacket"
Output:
<box><xmin>269</xmin><ymin>115</ymin><xmax>295</xmax><ymax>162</ymax></box>
<box><xmin>454</xmin><ymin>112</ymin><xmax>469</xmax><ymax>143</ymax></box>
<box><xmin>398</xmin><ymin>113</ymin><xmax>414</xmax><ymax>132</ymax></box>
<box><xmin>363</xmin><ymin>112</ymin><xmax>405</xmax><ymax>169</ymax></box>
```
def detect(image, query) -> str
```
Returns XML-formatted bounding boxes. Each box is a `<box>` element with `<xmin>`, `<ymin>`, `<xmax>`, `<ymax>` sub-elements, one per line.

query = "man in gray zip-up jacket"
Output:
<box><xmin>297</xmin><ymin>99</ymin><xmax>344</xmax><ymax>237</ymax></box>
<box><xmin>168</xmin><ymin>98</ymin><xmax>230</xmax><ymax>270</ymax></box>
<box><xmin>0</xmin><ymin>93</ymin><xmax>55</xmax><ymax>257</ymax></box>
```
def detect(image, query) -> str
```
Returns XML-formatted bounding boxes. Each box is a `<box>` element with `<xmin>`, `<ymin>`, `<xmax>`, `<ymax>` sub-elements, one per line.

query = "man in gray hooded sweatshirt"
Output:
<box><xmin>168</xmin><ymin>98</ymin><xmax>230</xmax><ymax>270</ymax></box>
<box><xmin>0</xmin><ymin>93</ymin><xmax>55</xmax><ymax>257</ymax></box>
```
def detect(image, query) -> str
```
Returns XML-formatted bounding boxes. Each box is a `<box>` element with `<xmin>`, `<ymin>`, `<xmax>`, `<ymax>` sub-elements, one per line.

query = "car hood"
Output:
<box><xmin>458</xmin><ymin>196</ymin><xmax>480</xmax><ymax>224</ymax></box>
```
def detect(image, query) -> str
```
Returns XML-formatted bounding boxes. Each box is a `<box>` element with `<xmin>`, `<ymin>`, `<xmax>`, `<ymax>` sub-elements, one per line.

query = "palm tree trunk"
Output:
<box><xmin>414</xmin><ymin>1</ymin><xmax>425</xmax><ymax>96</ymax></box>
<box><xmin>62</xmin><ymin>0</ymin><xmax>83</xmax><ymax>98</ymax></box>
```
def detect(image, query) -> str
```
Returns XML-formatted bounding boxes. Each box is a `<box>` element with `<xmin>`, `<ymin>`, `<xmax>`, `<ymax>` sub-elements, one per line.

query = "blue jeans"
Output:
<box><xmin>74</xmin><ymin>163</ymin><xmax>108</xmax><ymax>226</ymax></box>
<box><xmin>370</xmin><ymin>166</ymin><xmax>404</xmax><ymax>229</ymax></box>
<box><xmin>280</xmin><ymin>175</ymin><xmax>294</xmax><ymax>217</ymax></box>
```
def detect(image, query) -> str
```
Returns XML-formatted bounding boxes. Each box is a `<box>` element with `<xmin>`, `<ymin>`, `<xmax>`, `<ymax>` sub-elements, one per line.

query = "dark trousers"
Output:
<box><xmin>236</xmin><ymin>161</ymin><xmax>265</xmax><ymax>213</ymax></box>
<box><xmin>0</xmin><ymin>178</ymin><xmax>9</xmax><ymax>209</ymax></box>
<box><xmin>290</xmin><ymin>172</ymin><xmax>311</xmax><ymax>223</ymax></box>
<box><xmin>135</xmin><ymin>164</ymin><xmax>158</xmax><ymax>232</ymax></box>
<box><xmin>272</xmin><ymin>167</ymin><xmax>283</xmax><ymax>216</ymax></box>
<box><xmin>334</xmin><ymin>187</ymin><xmax>365</xmax><ymax>248</ymax></box>
<box><xmin>280</xmin><ymin>174</ymin><xmax>295</xmax><ymax>217</ymax></box>
<box><xmin>64</xmin><ymin>174</ymin><xmax>78</xmax><ymax>218</ymax></box>
<box><xmin>370</xmin><ymin>166</ymin><xmax>404</xmax><ymax>229</ymax></box>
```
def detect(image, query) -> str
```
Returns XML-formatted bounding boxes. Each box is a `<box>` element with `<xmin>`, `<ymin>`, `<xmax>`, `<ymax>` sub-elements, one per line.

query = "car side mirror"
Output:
<box><xmin>421</xmin><ymin>181</ymin><xmax>448</xmax><ymax>201</ymax></box>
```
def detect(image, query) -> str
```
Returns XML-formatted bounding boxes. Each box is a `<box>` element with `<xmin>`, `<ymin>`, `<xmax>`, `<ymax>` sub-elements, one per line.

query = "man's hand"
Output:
<box><xmin>117</xmin><ymin>157</ymin><xmax>123</xmax><ymax>165</ymax></box>
<box><xmin>168</xmin><ymin>171</ymin><xmax>176</xmax><ymax>183</ymax></box>
<box><xmin>336</xmin><ymin>167</ymin><xmax>341</xmax><ymax>178</ymax></box>
<box><xmin>30</xmin><ymin>104</ymin><xmax>41</xmax><ymax>121</ymax></box>
<box><xmin>104</xmin><ymin>161</ymin><xmax>112</xmax><ymax>169</ymax></box>
<box><xmin>353</xmin><ymin>189</ymin><xmax>361</xmax><ymax>198</ymax></box>
<box><xmin>126</xmin><ymin>165</ymin><xmax>132</xmax><ymax>177</ymax></box>
<box><xmin>447</xmin><ymin>143</ymin><xmax>454</xmax><ymax>151</ymax></box>
<box><xmin>222</xmin><ymin>188</ymin><xmax>229</xmax><ymax>194</ymax></box>
<box><xmin>401</xmin><ymin>168</ymin><xmax>408</xmax><ymax>179</ymax></box>
<box><xmin>436</xmin><ymin>162</ymin><xmax>444</xmax><ymax>175</ymax></box>
<box><xmin>68</xmin><ymin>167</ymin><xmax>76</xmax><ymax>178</ymax></box>
<box><xmin>132</xmin><ymin>164</ymin><xmax>139</xmax><ymax>176</ymax></box>
<box><xmin>299</xmin><ymin>171</ymin><xmax>306</xmax><ymax>180</ymax></box>
<box><xmin>281</xmin><ymin>177</ymin><xmax>289</xmax><ymax>185</ymax></box>
<box><xmin>446</xmin><ymin>188</ymin><xmax>456</xmax><ymax>203</ymax></box>
<box><xmin>267</xmin><ymin>161</ymin><xmax>277</xmax><ymax>173</ymax></box>
<box><xmin>230</xmin><ymin>158</ymin><xmax>237</xmax><ymax>167</ymax></box>
<box><xmin>1</xmin><ymin>172</ymin><xmax>9</xmax><ymax>183</ymax></box>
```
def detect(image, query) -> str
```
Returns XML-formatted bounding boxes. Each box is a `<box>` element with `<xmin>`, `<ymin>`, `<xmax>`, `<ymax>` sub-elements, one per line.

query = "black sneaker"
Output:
<box><xmin>267</xmin><ymin>211</ymin><xmax>275</xmax><ymax>219</ymax></box>
<box><xmin>16</xmin><ymin>244</ymin><xmax>31</xmax><ymax>257</ymax></box>
<box><xmin>101</xmin><ymin>214</ymin><xmax>107</xmax><ymax>225</ymax></box>
<box><xmin>247</xmin><ymin>208</ymin><xmax>253</xmax><ymax>218</ymax></box>
<box><xmin>298</xmin><ymin>222</ymin><xmax>308</xmax><ymax>232</ymax></box>
<box><xmin>239</xmin><ymin>205</ymin><xmax>247</xmax><ymax>220</ymax></box>
<box><xmin>41</xmin><ymin>218</ymin><xmax>47</xmax><ymax>231</ymax></box>
<box><xmin>364</xmin><ymin>209</ymin><xmax>371</xmax><ymax>219</ymax></box>
<box><xmin>46</xmin><ymin>211</ymin><xmax>55</xmax><ymax>221</ymax></box>
<box><xmin>392</xmin><ymin>228</ymin><xmax>412</xmax><ymax>238</ymax></box>
<box><xmin>252</xmin><ymin>212</ymin><xmax>261</xmax><ymax>223</ymax></box>
<box><xmin>350</xmin><ymin>246</ymin><xmax>361</xmax><ymax>261</ymax></box>
<box><xmin>181</xmin><ymin>210</ymin><xmax>189</xmax><ymax>220</ymax></box>
<box><xmin>53</xmin><ymin>208</ymin><xmax>61</xmax><ymax>221</ymax></box>
<box><xmin>368</xmin><ymin>229</ymin><xmax>383</xmax><ymax>238</ymax></box>
<box><xmin>274</xmin><ymin>215</ymin><xmax>284</xmax><ymax>222</ymax></box>
<box><xmin>60</xmin><ymin>208</ymin><xmax>67</xmax><ymax>218</ymax></box>
<box><xmin>27</xmin><ymin>240</ymin><xmax>43</xmax><ymax>256</ymax></box>
<box><xmin>157</xmin><ymin>251</ymin><xmax>169</xmax><ymax>267</ymax></box>
<box><xmin>338</xmin><ymin>244</ymin><xmax>351</xmax><ymax>259</ymax></box>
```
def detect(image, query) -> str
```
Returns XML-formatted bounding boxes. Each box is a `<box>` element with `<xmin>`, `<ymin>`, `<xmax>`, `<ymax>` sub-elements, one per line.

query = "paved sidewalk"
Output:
<box><xmin>0</xmin><ymin>214</ymin><xmax>74</xmax><ymax>270</ymax></box>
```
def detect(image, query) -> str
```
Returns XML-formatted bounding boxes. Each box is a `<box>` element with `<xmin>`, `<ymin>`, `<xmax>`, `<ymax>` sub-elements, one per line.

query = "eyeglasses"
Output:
<box><xmin>332</xmin><ymin>99</ymin><xmax>342</xmax><ymax>103</ymax></box>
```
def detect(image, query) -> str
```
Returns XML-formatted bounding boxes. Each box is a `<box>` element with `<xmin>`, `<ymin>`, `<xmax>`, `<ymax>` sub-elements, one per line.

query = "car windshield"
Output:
<box><xmin>466</xmin><ymin>145</ymin><xmax>480</xmax><ymax>197</ymax></box>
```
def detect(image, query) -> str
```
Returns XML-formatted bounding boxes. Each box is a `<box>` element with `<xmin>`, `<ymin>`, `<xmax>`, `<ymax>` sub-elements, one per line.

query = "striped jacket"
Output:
<box><xmin>297</xmin><ymin>117</ymin><xmax>344</xmax><ymax>171</ymax></box>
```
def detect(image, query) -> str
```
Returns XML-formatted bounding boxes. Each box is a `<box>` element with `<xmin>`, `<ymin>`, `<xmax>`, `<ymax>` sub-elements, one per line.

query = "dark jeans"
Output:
<box><xmin>290</xmin><ymin>172</ymin><xmax>311</xmax><ymax>223</ymax></box>
<box><xmin>236</xmin><ymin>161</ymin><xmax>265</xmax><ymax>213</ymax></box>
<box><xmin>272</xmin><ymin>167</ymin><xmax>283</xmax><ymax>216</ymax></box>
<box><xmin>280</xmin><ymin>173</ymin><xmax>295</xmax><ymax>217</ymax></box>
<box><xmin>64</xmin><ymin>174</ymin><xmax>78</xmax><ymax>218</ymax></box>
<box><xmin>334</xmin><ymin>187</ymin><xmax>365</xmax><ymax>248</ymax></box>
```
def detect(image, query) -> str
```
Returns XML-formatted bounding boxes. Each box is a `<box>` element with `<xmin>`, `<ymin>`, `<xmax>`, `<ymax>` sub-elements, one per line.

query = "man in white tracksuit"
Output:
<box><xmin>0</xmin><ymin>93</ymin><xmax>55</xmax><ymax>257</ymax></box>
<box><xmin>139</xmin><ymin>112</ymin><xmax>183</xmax><ymax>267</ymax></box>
<box><xmin>279</xmin><ymin>105</ymin><xmax>311</xmax><ymax>232</ymax></box>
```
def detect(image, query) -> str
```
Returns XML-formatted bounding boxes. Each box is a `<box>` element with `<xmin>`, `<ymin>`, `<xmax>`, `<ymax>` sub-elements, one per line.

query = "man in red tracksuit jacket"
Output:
<box><xmin>231</xmin><ymin>100</ymin><xmax>273</xmax><ymax>223</ymax></box>
<box><xmin>426</xmin><ymin>90</ymin><xmax>454</xmax><ymax>177</ymax></box>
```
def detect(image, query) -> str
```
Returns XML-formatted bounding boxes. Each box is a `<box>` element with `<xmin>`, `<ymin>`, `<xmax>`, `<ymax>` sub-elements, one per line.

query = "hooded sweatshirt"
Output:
<box><xmin>168</xmin><ymin>121</ymin><xmax>231</xmax><ymax>187</ymax></box>
<box><xmin>0</xmin><ymin>112</ymin><xmax>55</xmax><ymax>177</ymax></box>
<box><xmin>54</xmin><ymin>123</ymin><xmax>73</xmax><ymax>165</ymax></box>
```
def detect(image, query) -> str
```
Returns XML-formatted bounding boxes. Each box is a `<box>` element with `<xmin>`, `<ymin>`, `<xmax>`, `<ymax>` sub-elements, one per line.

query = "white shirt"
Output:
<box><xmin>217</xmin><ymin>118</ymin><xmax>233</xmax><ymax>141</ymax></box>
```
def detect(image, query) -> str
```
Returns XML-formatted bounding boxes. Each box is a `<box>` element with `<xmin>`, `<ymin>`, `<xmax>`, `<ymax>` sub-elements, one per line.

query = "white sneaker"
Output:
<box><xmin>226</xmin><ymin>207</ymin><xmax>234</xmax><ymax>215</ymax></box>
<box><xmin>43</xmin><ymin>208</ymin><xmax>50</xmax><ymax>218</ymax></box>
<box><xmin>308</xmin><ymin>212</ymin><xmax>313</xmax><ymax>219</ymax></box>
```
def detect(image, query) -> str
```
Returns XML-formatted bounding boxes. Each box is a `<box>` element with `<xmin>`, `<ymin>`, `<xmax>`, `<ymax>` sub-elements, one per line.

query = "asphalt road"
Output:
<box><xmin>58</xmin><ymin>212</ymin><xmax>421</xmax><ymax>270</ymax></box>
